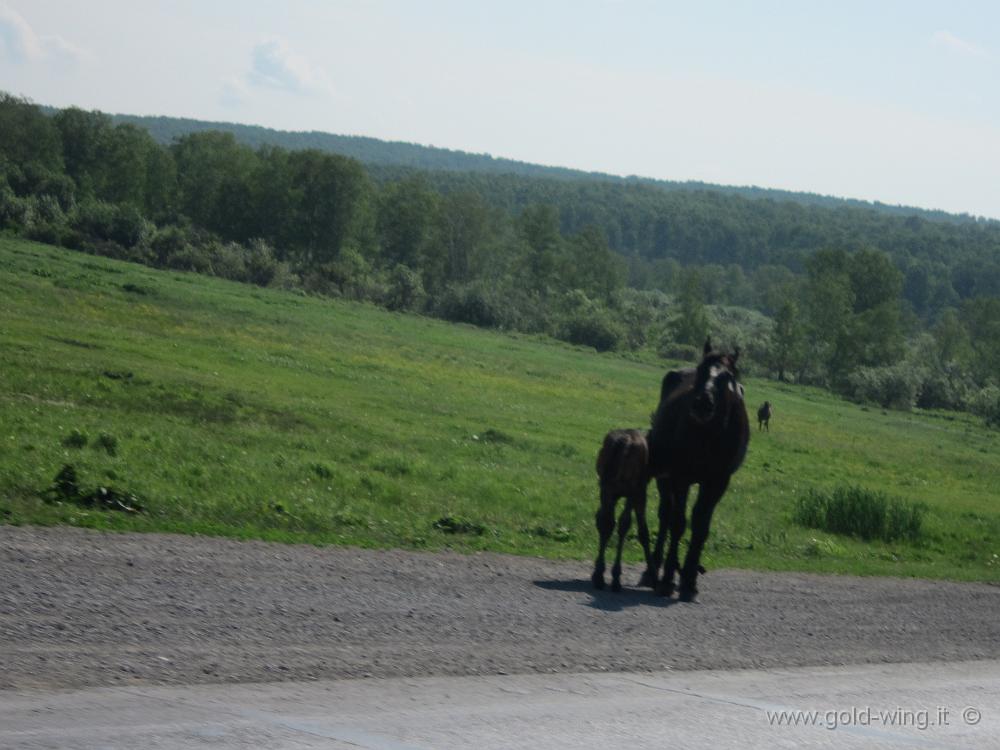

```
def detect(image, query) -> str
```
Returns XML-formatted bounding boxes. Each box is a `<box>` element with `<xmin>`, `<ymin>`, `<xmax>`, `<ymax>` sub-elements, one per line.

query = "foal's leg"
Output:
<box><xmin>658</xmin><ymin>480</ymin><xmax>690</xmax><ymax>597</ymax></box>
<box><xmin>633</xmin><ymin>483</ymin><xmax>656</xmax><ymax>587</ymax></box>
<box><xmin>678</xmin><ymin>477</ymin><xmax>728</xmax><ymax>602</ymax></box>
<box><xmin>591</xmin><ymin>489</ymin><xmax>616</xmax><ymax>590</ymax></box>
<box><xmin>610</xmin><ymin>497</ymin><xmax>633</xmax><ymax>592</ymax></box>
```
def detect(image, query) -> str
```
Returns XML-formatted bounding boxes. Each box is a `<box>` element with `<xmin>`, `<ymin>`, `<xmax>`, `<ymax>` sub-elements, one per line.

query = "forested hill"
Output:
<box><xmin>98</xmin><ymin>110</ymin><xmax>984</xmax><ymax>226</ymax></box>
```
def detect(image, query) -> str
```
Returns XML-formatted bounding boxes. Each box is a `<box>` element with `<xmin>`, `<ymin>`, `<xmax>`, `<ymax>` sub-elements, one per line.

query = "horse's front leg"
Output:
<box><xmin>642</xmin><ymin>477</ymin><xmax>671</xmax><ymax>589</ymax></box>
<box><xmin>678</xmin><ymin>477</ymin><xmax>728</xmax><ymax>602</ymax></box>
<box><xmin>591</xmin><ymin>490</ymin><xmax>616</xmax><ymax>590</ymax></box>
<box><xmin>658</xmin><ymin>480</ymin><xmax>690</xmax><ymax>597</ymax></box>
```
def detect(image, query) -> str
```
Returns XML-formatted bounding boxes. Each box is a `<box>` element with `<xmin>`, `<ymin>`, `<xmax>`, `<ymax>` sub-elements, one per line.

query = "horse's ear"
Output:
<box><xmin>732</xmin><ymin>346</ymin><xmax>740</xmax><ymax>363</ymax></box>
<box><xmin>703</xmin><ymin>338</ymin><xmax>712</xmax><ymax>356</ymax></box>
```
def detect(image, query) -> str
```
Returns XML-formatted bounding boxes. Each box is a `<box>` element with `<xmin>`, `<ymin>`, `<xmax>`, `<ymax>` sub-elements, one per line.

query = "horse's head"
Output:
<box><xmin>690</xmin><ymin>341</ymin><xmax>742</xmax><ymax>425</ymax></box>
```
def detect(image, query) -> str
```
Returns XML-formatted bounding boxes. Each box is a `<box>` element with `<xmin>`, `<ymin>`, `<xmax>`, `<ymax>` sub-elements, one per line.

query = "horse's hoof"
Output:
<box><xmin>637</xmin><ymin>570</ymin><xmax>657</xmax><ymax>588</ymax></box>
<box><xmin>591</xmin><ymin>572</ymin><xmax>605</xmax><ymax>590</ymax></box>
<box><xmin>655</xmin><ymin>580</ymin><xmax>675</xmax><ymax>597</ymax></box>
<box><xmin>678</xmin><ymin>586</ymin><xmax>698</xmax><ymax>603</ymax></box>
<box><xmin>611</xmin><ymin>579</ymin><xmax>622</xmax><ymax>593</ymax></box>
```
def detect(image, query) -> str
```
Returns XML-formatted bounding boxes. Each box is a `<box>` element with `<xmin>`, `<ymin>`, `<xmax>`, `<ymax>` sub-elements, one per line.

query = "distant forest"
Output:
<box><xmin>5</xmin><ymin>93</ymin><xmax>1000</xmax><ymax>424</ymax></box>
<box><xmin>105</xmin><ymin>109</ymin><xmax>993</xmax><ymax>225</ymax></box>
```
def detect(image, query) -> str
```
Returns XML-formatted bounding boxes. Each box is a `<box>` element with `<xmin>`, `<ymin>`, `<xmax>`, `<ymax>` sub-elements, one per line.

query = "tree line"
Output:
<box><xmin>2</xmin><ymin>92</ymin><xmax>998</xmax><ymax>423</ymax></box>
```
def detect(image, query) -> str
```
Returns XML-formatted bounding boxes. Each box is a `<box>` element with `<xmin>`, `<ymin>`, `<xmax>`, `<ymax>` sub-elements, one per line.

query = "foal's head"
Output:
<box><xmin>691</xmin><ymin>339</ymin><xmax>742</xmax><ymax>425</ymax></box>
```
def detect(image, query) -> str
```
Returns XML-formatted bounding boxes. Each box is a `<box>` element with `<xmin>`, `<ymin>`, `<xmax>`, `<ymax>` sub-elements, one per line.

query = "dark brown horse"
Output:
<box><xmin>757</xmin><ymin>401</ymin><xmax>772</xmax><ymax>431</ymax></box>
<box><xmin>591</xmin><ymin>429</ymin><xmax>654</xmax><ymax>592</ymax></box>
<box><xmin>642</xmin><ymin>339</ymin><xmax>750</xmax><ymax>601</ymax></box>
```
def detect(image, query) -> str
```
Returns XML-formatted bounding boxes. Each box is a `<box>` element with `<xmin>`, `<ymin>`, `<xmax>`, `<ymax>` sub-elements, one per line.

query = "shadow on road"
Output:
<box><xmin>532</xmin><ymin>578</ymin><xmax>678</xmax><ymax>612</ymax></box>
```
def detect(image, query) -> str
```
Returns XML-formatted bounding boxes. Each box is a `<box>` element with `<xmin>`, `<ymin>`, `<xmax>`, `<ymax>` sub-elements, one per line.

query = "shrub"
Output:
<box><xmin>916</xmin><ymin>368</ymin><xmax>973</xmax><ymax>411</ymax></box>
<box><xmin>109</xmin><ymin>204</ymin><xmax>150</xmax><ymax>247</ymax></box>
<box><xmin>150</xmin><ymin>226</ymin><xmax>192</xmax><ymax>266</ymax></box>
<box><xmin>206</xmin><ymin>241</ymin><xmax>248</xmax><ymax>282</ymax></box>
<box><xmin>847</xmin><ymin>364</ymin><xmax>922</xmax><ymax>410</ymax></box>
<box><xmin>385</xmin><ymin>264</ymin><xmax>426</xmax><ymax>312</ymax></box>
<box><xmin>18</xmin><ymin>194</ymin><xmax>68</xmax><ymax>245</ymax></box>
<box><xmin>658</xmin><ymin>342</ymin><xmax>700</xmax><ymax>362</ymax></box>
<box><xmin>0</xmin><ymin>185</ymin><xmax>28</xmax><ymax>229</ymax></box>
<box><xmin>244</xmin><ymin>238</ymin><xmax>280</xmax><ymax>286</ymax></box>
<box><xmin>436</xmin><ymin>281</ymin><xmax>514</xmax><ymax>329</ymax></box>
<box><xmin>556</xmin><ymin>310</ymin><xmax>624</xmax><ymax>352</ymax></box>
<box><xmin>794</xmin><ymin>485</ymin><xmax>925</xmax><ymax>542</ymax></box>
<box><xmin>969</xmin><ymin>386</ymin><xmax>1000</xmax><ymax>428</ymax></box>
<box><xmin>61</xmin><ymin>430</ymin><xmax>88</xmax><ymax>448</ymax></box>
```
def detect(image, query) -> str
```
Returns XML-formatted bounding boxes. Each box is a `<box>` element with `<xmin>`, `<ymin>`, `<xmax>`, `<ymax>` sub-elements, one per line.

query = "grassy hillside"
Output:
<box><xmin>1</xmin><ymin>237</ymin><xmax>998</xmax><ymax>581</ymax></box>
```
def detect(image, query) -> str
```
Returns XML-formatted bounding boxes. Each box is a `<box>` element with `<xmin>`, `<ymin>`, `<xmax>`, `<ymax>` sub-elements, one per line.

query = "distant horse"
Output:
<box><xmin>642</xmin><ymin>339</ymin><xmax>750</xmax><ymax>601</ymax></box>
<box><xmin>757</xmin><ymin>401</ymin><xmax>772</xmax><ymax>431</ymax></box>
<box><xmin>591</xmin><ymin>429</ymin><xmax>654</xmax><ymax>592</ymax></box>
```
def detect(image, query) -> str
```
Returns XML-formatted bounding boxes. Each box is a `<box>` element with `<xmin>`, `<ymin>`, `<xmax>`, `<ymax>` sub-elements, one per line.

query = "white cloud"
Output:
<box><xmin>931</xmin><ymin>30</ymin><xmax>989</xmax><ymax>60</ymax></box>
<box><xmin>219</xmin><ymin>76</ymin><xmax>250</xmax><ymax>109</ymax></box>
<box><xmin>219</xmin><ymin>37</ymin><xmax>331</xmax><ymax>108</ymax></box>
<box><xmin>0</xmin><ymin>3</ymin><xmax>89</xmax><ymax>66</ymax></box>
<box><xmin>248</xmin><ymin>37</ymin><xmax>330</xmax><ymax>94</ymax></box>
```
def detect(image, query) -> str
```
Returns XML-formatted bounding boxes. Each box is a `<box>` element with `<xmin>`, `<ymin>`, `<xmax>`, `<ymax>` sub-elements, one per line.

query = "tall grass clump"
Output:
<box><xmin>794</xmin><ymin>485</ymin><xmax>926</xmax><ymax>542</ymax></box>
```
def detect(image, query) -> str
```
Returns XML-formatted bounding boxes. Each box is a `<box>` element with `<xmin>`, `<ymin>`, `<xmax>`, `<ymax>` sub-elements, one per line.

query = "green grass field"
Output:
<box><xmin>1</xmin><ymin>236</ymin><xmax>998</xmax><ymax>581</ymax></box>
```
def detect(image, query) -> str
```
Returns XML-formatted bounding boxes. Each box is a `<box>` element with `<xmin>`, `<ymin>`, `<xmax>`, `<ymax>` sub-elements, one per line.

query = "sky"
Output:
<box><xmin>2</xmin><ymin>0</ymin><xmax>999</xmax><ymax>218</ymax></box>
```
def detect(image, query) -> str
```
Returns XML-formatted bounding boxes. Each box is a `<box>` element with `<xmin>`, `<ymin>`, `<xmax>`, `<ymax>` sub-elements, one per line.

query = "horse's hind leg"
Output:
<box><xmin>610</xmin><ymin>497</ymin><xmax>633</xmax><ymax>592</ymax></box>
<box><xmin>592</xmin><ymin>489</ymin><xmax>616</xmax><ymax>590</ymax></box>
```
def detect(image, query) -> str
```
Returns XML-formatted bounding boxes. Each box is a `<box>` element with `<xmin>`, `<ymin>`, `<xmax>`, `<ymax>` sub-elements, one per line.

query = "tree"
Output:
<box><xmin>802</xmin><ymin>263</ymin><xmax>854</xmax><ymax>385</ymax></box>
<box><xmin>435</xmin><ymin>190</ymin><xmax>490</xmax><ymax>284</ymax></box>
<box><xmin>285</xmin><ymin>149</ymin><xmax>376</xmax><ymax>265</ymax></box>
<box><xmin>960</xmin><ymin>297</ymin><xmax>1000</xmax><ymax>383</ymax></box>
<box><xmin>672</xmin><ymin>267</ymin><xmax>709</xmax><ymax>346</ymax></box>
<box><xmin>0</xmin><ymin>93</ymin><xmax>63</xmax><ymax>173</ymax></box>
<box><xmin>53</xmin><ymin>107</ymin><xmax>110</xmax><ymax>197</ymax></box>
<box><xmin>377</xmin><ymin>176</ymin><xmax>439</xmax><ymax>271</ymax></box>
<box><xmin>563</xmin><ymin>226</ymin><xmax>624</xmax><ymax>302</ymax></box>
<box><xmin>770</xmin><ymin>300</ymin><xmax>805</xmax><ymax>381</ymax></box>
<box><xmin>171</xmin><ymin>131</ymin><xmax>256</xmax><ymax>238</ymax></box>
<box><xmin>517</xmin><ymin>204</ymin><xmax>562</xmax><ymax>294</ymax></box>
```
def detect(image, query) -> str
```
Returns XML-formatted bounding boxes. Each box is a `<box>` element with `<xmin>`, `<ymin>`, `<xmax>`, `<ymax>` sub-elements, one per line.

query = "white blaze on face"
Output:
<box><xmin>707</xmin><ymin>364</ymin><xmax>725</xmax><ymax>391</ymax></box>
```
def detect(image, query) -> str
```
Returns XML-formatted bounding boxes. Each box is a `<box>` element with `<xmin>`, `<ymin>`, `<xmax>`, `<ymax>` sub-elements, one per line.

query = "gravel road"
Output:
<box><xmin>1</xmin><ymin>525</ymin><xmax>998</xmax><ymax>691</ymax></box>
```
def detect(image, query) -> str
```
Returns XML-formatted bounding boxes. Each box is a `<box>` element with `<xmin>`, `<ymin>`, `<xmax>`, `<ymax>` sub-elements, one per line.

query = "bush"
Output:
<box><xmin>385</xmin><ymin>264</ymin><xmax>427</xmax><ymax>312</ymax></box>
<box><xmin>71</xmin><ymin>200</ymin><xmax>151</xmax><ymax>248</ymax></box>
<box><xmin>847</xmin><ymin>364</ymin><xmax>922</xmax><ymax>410</ymax></box>
<box><xmin>915</xmin><ymin>369</ymin><xmax>972</xmax><ymax>410</ymax></box>
<box><xmin>244</xmin><ymin>238</ymin><xmax>280</xmax><ymax>287</ymax></box>
<box><xmin>303</xmin><ymin>245</ymin><xmax>373</xmax><ymax>299</ymax></box>
<box><xmin>556</xmin><ymin>310</ymin><xmax>624</xmax><ymax>352</ymax></box>
<box><xmin>707</xmin><ymin>304</ymin><xmax>773</xmax><ymax>374</ymax></box>
<box><xmin>969</xmin><ymin>386</ymin><xmax>1000</xmax><ymax>428</ymax></box>
<box><xmin>150</xmin><ymin>226</ymin><xmax>210</xmax><ymax>271</ymax></box>
<box><xmin>436</xmin><ymin>281</ymin><xmax>514</xmax><ymax>329</ymax></box>
<box><xmin>611</xmin><ymin>288</ymin><xmax>671</xmax><ymax>350</ymax></box>
<box><xmin>21</xmin><ymin>194</ymin><xmax>69</xmax><ymax>245</ymax></box>
<box><xmin>207</xmin><ymin>241</ymin><xmax>248</xmax><ymax>282</ymax></box>
<box><xmin>794</xmin><ymin>485</ymin><xmax>925</xmax><ymax>542</ymax></box>
<box><xmin>658</xmin><ymin>342</ymin><xmax>700</xmax><ymax>363</ymax></box>
<box><xmin>0</xmin><ymin>185</ymin><xmax>28</xmax><ymax>229</ymax></box>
